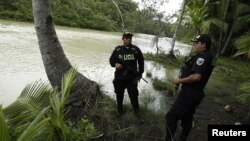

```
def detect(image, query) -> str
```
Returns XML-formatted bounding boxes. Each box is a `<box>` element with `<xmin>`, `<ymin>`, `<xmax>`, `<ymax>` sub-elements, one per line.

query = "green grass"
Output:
<box><xmin>90</xmin><ymin>94</ymin><xmax>166</xmax><ymax>141</ymax></box>
<box><xmin>152</xmin><ymin>78</ymin><xmax>174</xmax><ymax>94</ymax></box>
<box><xmin>144</xmin><ymin>52</ymin><xmax>184</xmax><ymax>69</ymax></box>
<box><xmin>215</xmin><ymin>57</ymin><xmax>250</xmax><ymax>82</ymax></box>
<box><xmin>146</xmin><ymin>71</ymin><xmax>152</xmax><ymax>78</ymax></box>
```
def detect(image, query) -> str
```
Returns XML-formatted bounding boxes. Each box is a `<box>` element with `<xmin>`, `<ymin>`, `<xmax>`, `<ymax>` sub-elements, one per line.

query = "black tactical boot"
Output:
<box><xmin>134</xmin><ymin>111</ymin><xmax>144</xmax><ymax>124</ymax></box>
<box><xmin>117</xmin><ymin>110</ymin><xmax>124</xmax><ymax>118</ymax></box>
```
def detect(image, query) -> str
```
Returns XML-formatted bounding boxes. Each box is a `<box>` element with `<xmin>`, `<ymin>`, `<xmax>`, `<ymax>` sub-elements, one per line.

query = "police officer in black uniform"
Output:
<box><xmin>109</xmin><ymin>32</ymin><xmax>144</xmax><ymax>119</ymax></box>
<box><xmin>165</xmin><ymin>34</ymin><xmax>213</xmax><ymax>141</ymax></box>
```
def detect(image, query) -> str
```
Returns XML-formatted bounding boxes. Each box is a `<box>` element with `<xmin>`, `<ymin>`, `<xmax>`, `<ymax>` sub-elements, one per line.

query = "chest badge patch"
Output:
<box><xmin>196</xmin><ymin>58</ymin><xmax>205</xmax><ymax>66</ymax></box>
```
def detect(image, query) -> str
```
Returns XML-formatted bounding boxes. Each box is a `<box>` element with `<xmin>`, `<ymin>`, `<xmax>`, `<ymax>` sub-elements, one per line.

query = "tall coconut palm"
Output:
<box><xmin>220</xmin><ymin>2</ymin><xmax>250</xmax><ymax>55</ymax></box>
<box><xmin>216</xmin><ymin>0</ymin><xmax>230</xmax><ymax>57</ymax></box>
<box><xmin>185</xmin><ymin>0</ymin><xmax>210</xmax><ymax>35</ymax></box>
<box><xmin>32</xmin><ymin>0</ymin><xmax>99</xmax><ymax>121</ymax></box>
<box><xmin>169</xmin><ymin>0</ymin><xmax>186</xmax><ymax>58</ymax></box>
<box><xmin>184</xmin><ymin>0</ymin><xmax>227</xmax><ymax>35</ymax></box>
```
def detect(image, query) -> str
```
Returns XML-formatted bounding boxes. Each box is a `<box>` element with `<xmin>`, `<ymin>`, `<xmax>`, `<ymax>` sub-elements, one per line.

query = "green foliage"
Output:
<box><xmin>3</xmin><ymin>82</ymin><xmax>52</xmax><ymax>136</ymax></box>
<box><xmin>234</xmin><ymin>32</ymin><xmax>250</xmax><ymax>59</ymax></box>
<box><xmin>144</xmin><ymin>52</ymin><xmax>183</xmax><ymax>68</ymax></box>
<box><xmin>49</xmin><ymin>68</ymin><xmax>77</xmax><ymax>141</ymax></box>
<box><xmin>237</xmin><ymin>82</ymin><xmax>250</xmax><ymax>104</ymax></box>
<box><xmin>178</xmin><ymin>0</ymin><xmax>250</xmax><ymax>58</ymax></box>
<box><xmin>0</xmin><ymin>0</ymin><xmax>33</xmax><ymax>21</ymax></box>
<box><xmin>0</xmin><ymin>0</ymin><xmax>171</xmax><ymax>34</ymax></box>
<box><xmin>146</xmin><ymin>71</ymin><xmax>152</xmax><ymax>78</ymax></box>
<box><xmin>152</xmin><ymin>78</ymin><xmax>174</xmax><ymax>93</ymax></box>
<box><xmin>216</xmin><ymin>57</ymin><xmax>250</xmax><ymax>81</ymax></box>
<box><xmin>0</xmin><ymin>105</ymin><xmax>10</xmax><ymax>141</ymax></box>
<box><xmin>140</xmin><ymin>89</ymin><xmax>155</xmax><ymax>110</ymax></box>
<box><xmin>3</xmin><ymin>68</ymin><xmax>97</xmax><ymax>141</ymax></box>
<box><xmin>89</xmin><ymin>94</ymin><xmax>165</xmax><ymax>140</ymax></box>
<box><xmin>17</xmin><ymin>107</ymin><xmax>51</xmax><ymax>141</ymax></box>
<box><xmin>69</xmin><ymin>117</ymin><xmax>97</xmax><ymax>141</ymax></box>
<box><xmin>185</xmin><ymin>0</ymin><xmax>209</xmax><ymax>34</ymax></box>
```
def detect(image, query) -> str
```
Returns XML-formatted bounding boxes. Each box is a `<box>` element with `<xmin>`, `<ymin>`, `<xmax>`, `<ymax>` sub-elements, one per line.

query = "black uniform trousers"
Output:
<box><xmin>113</xmin><ymin>78</ymin><xmax>139</xmax><ymax>113</ymax></box>
<box><xmin>165</xmin><ymin>87</ymin><xmax>204</xmax><ymax>141</ymax></box>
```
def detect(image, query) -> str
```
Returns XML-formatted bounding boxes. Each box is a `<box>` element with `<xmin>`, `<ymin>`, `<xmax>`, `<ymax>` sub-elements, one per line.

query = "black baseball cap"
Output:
<box><xmin>122</xmin><ymin>32</ymin><xmax>133</xmax><ymax>38</ymax></box>
<box><xmin>191</xmin><ymin>34</ymin><xmax>212</xmax><ymax>49</ymax></box>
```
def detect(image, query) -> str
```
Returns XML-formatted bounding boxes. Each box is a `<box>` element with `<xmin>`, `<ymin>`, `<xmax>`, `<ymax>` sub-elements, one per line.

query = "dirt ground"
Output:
<box><xmin>92</xmin><ymin>93</ymin><xmax>250</xmax><ymax>141</ymax></box>
<box><xmin>186</xmin><ymin>97</ymin><xmax>250</xmax><ymax>141</ymax></box>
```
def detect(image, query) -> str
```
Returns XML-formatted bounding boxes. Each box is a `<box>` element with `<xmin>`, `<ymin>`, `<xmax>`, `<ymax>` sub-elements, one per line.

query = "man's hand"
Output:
<box><xmin>133</xmin><ymin>76</ymin><xmax>141</xmax><ymax>84</ymax></box>
<box><xmin>172</xmin><ymin>73</ymin><xmax>202</xmax><ymax>84</ymax></box>
<box><xmin>115</xmin><ymin>63</ymin><xmax>123</xmax><ymax>70</ymax></box>
<box><xmin>172</xmin><ymin>78</ymin><xmax>181</xmax><ymax>85</ymax></box>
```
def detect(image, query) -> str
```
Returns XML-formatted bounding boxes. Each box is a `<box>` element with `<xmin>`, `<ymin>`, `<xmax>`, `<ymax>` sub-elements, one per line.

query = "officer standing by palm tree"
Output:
<box><xmin>166</xmin><ymin>34</ymin><xmax>214</xmax><ymax>141</ymax></box>
<box><xmin>109</xmin><ymin>32</ymin><xmax>144</xmax><ymax>122</ymax></box>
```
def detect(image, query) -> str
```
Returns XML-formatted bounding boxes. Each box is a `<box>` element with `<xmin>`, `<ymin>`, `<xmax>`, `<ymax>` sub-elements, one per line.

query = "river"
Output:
<box><xmin>0</xmin><ymin>20</ymin><xmax>191</xmax><ymax>112</ymax></box>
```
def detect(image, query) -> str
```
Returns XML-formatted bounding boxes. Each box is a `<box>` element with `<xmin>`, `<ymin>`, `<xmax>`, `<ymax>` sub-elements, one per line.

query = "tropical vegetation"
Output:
<box><xmin>0</xmin><ymin>68</ymin><xmax>169</xmax><ymax>141</ymax></box>
<box><xmin>1</xmin><ymin>69</ymin><xmax>97</xmax><ymax>141</ymax></box>
<box><xmin>0</xmin><ymin>0</ymin><xmax>170</xmax><ymax>35</ymax></box>
<box><xmin>180</xmin><ymin>0</ymin><xmax>250</xmax><ymax>59</ymax></box>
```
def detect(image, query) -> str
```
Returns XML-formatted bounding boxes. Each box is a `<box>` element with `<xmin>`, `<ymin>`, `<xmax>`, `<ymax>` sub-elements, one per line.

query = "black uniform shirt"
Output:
<box><xmin>181</xmin><ymin>50</ymin><xmax>213</xmax><ymax>90</ymax></box>
<box><xmin>109</xmin><ymin>44</ymin><xmax>144</xmax><ymax>80</ymax></box>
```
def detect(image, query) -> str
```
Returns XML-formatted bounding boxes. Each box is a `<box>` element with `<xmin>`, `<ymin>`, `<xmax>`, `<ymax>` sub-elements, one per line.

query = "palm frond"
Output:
<box><xmin>17</xmin><ymin>107</ymin><xmax>52</xmax><ymax>141</ymax></box>
<box><xmin>49</xmin><ymin>68</ymin><xmax>77</xmax><ymax>141</ymax></box>
<box><xmin>50</xmin><ymin>90</ymin><xmax>63</xmax><ymax>129</ymax></box>
<box><xmin>50</xmin><ymin>68</ymin><xmax>77</xmax><ymax>128</ymax></box>
<box><xmin>60</xmin><ymin>68</ymin><xmax>77</xmax><ymax>108</ymax></box>
<box><xmin>3</xmin><ymin>68</ymin><xmax>78</xmax><ymax>140</ymax></box>
<box><xmin>19</xmin><ymin>81</ymin><xmax>52</xmax><ymax>109</ymax></box>
<box><xmin>234</xmin><ymin>14</ymin><xmax>250</xmax><ymax>32</ymax></box>
<box><xmin>0</xmin><ymin>105</ymin><xmax>10</xmax><ymax>141</ymax></box>
<box><xmin>234</xmin><ymin>3</ymin><xmax>250</xmax><ymax>19</ymax></box>
<box><xmin>3</xmin><ymin>82</ymin><xmax>53</xmax><ymax>135</ymax></box>
<box><xmin>234</xmin><ymin>33</ymin><xmax>250</xmax><ymax>59</ymax></box>
<box><xmin>236</xmin><ymin>82</ymin><xmax>250</xmax><ymax>103</ymax></box>
<box><xmin>185</xmin><ymin>1</ymin><xmax>210</xmax><ymax>33</ymax></box>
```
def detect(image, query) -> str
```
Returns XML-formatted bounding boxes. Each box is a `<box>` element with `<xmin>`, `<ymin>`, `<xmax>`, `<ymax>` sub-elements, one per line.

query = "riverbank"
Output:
<box><xmin>89</xmin><ymin>53</ymin><xmax>250</xmax><ymax>141</ymax></box>
<box><xmin>91</xmin><ymin>90</ymin><xmax>249</xmax><ymax>141</ymax></box>
<box><xmin>1</xmin><ymin>19</ymin><xmax>249</xmax><ymax>140</ymax></box>
<box><xmin>144</xmin><ymin>53</ymin><xmax>250</xmax><ymax>140</ymax></box>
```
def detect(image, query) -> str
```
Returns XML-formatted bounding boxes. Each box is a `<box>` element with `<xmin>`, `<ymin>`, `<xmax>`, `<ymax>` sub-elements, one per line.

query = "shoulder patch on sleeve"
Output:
<box><xmin>196</xmin><ymin>58</ymin><xmax>205</xmax><ymax>66</ymax></box>
<box><xmin>115</xmin><ymin>46</ymin><xmax>121</xmax><ymax>51</ymax></box>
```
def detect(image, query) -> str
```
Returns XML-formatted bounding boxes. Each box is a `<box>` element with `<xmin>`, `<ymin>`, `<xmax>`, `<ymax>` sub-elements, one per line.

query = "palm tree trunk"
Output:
<box><xmin>32</xmin><ymin>0</ymin><xmax>99</xmax><ymax>122</ymax></box>
<box><xmin>156</xmin><ymin>37</ymin><xmax>159</xmax><ymax>54</ymax></box>
<box><xmin>169</xmin><ymin>0</ymin><xmax>186</xmax><ymax>57</ymax></box>
<box><xmin>216</xmin><ymin>0</ymin><xmax>229</xmax><ymax>58</ymax></box>
<box><xmin>221</xmin><ymin>23</ymin><xmax>235</xmax><ymax>55</ymax></box>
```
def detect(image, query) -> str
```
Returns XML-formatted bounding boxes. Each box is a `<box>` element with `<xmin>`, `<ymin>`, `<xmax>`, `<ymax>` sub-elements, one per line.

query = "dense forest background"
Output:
<box><xmin>0</xmin><ymin>0</ymin><xmax>250</xmax><ymax>59</ymax></box>
<box><xmin>0</xmin><ymin>0</ymin><xmax>170</xmax><ymax>34</ymax></box>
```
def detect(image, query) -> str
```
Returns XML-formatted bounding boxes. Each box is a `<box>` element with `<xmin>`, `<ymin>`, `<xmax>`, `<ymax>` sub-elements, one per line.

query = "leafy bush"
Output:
<box><xmin>237</xmin><ymin>82</ymin><xmax>250</xmax><ymax>104</ymax></box>
<box><xmin>152</xmin><ymin>78</ymin><xmax>174</xmax><ymax>93</ymax></box>
<box><xmin>2</xmin><ymin>68</ymin><xmax>97</xmax><ymax>141</ymax></box>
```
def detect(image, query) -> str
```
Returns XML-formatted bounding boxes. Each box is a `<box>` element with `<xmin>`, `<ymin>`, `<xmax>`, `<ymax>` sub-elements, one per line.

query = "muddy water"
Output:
<box><xmin>0</xmin><ymin>20</ymin><xmax>191</xmax><ymax>112</ymax></box>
